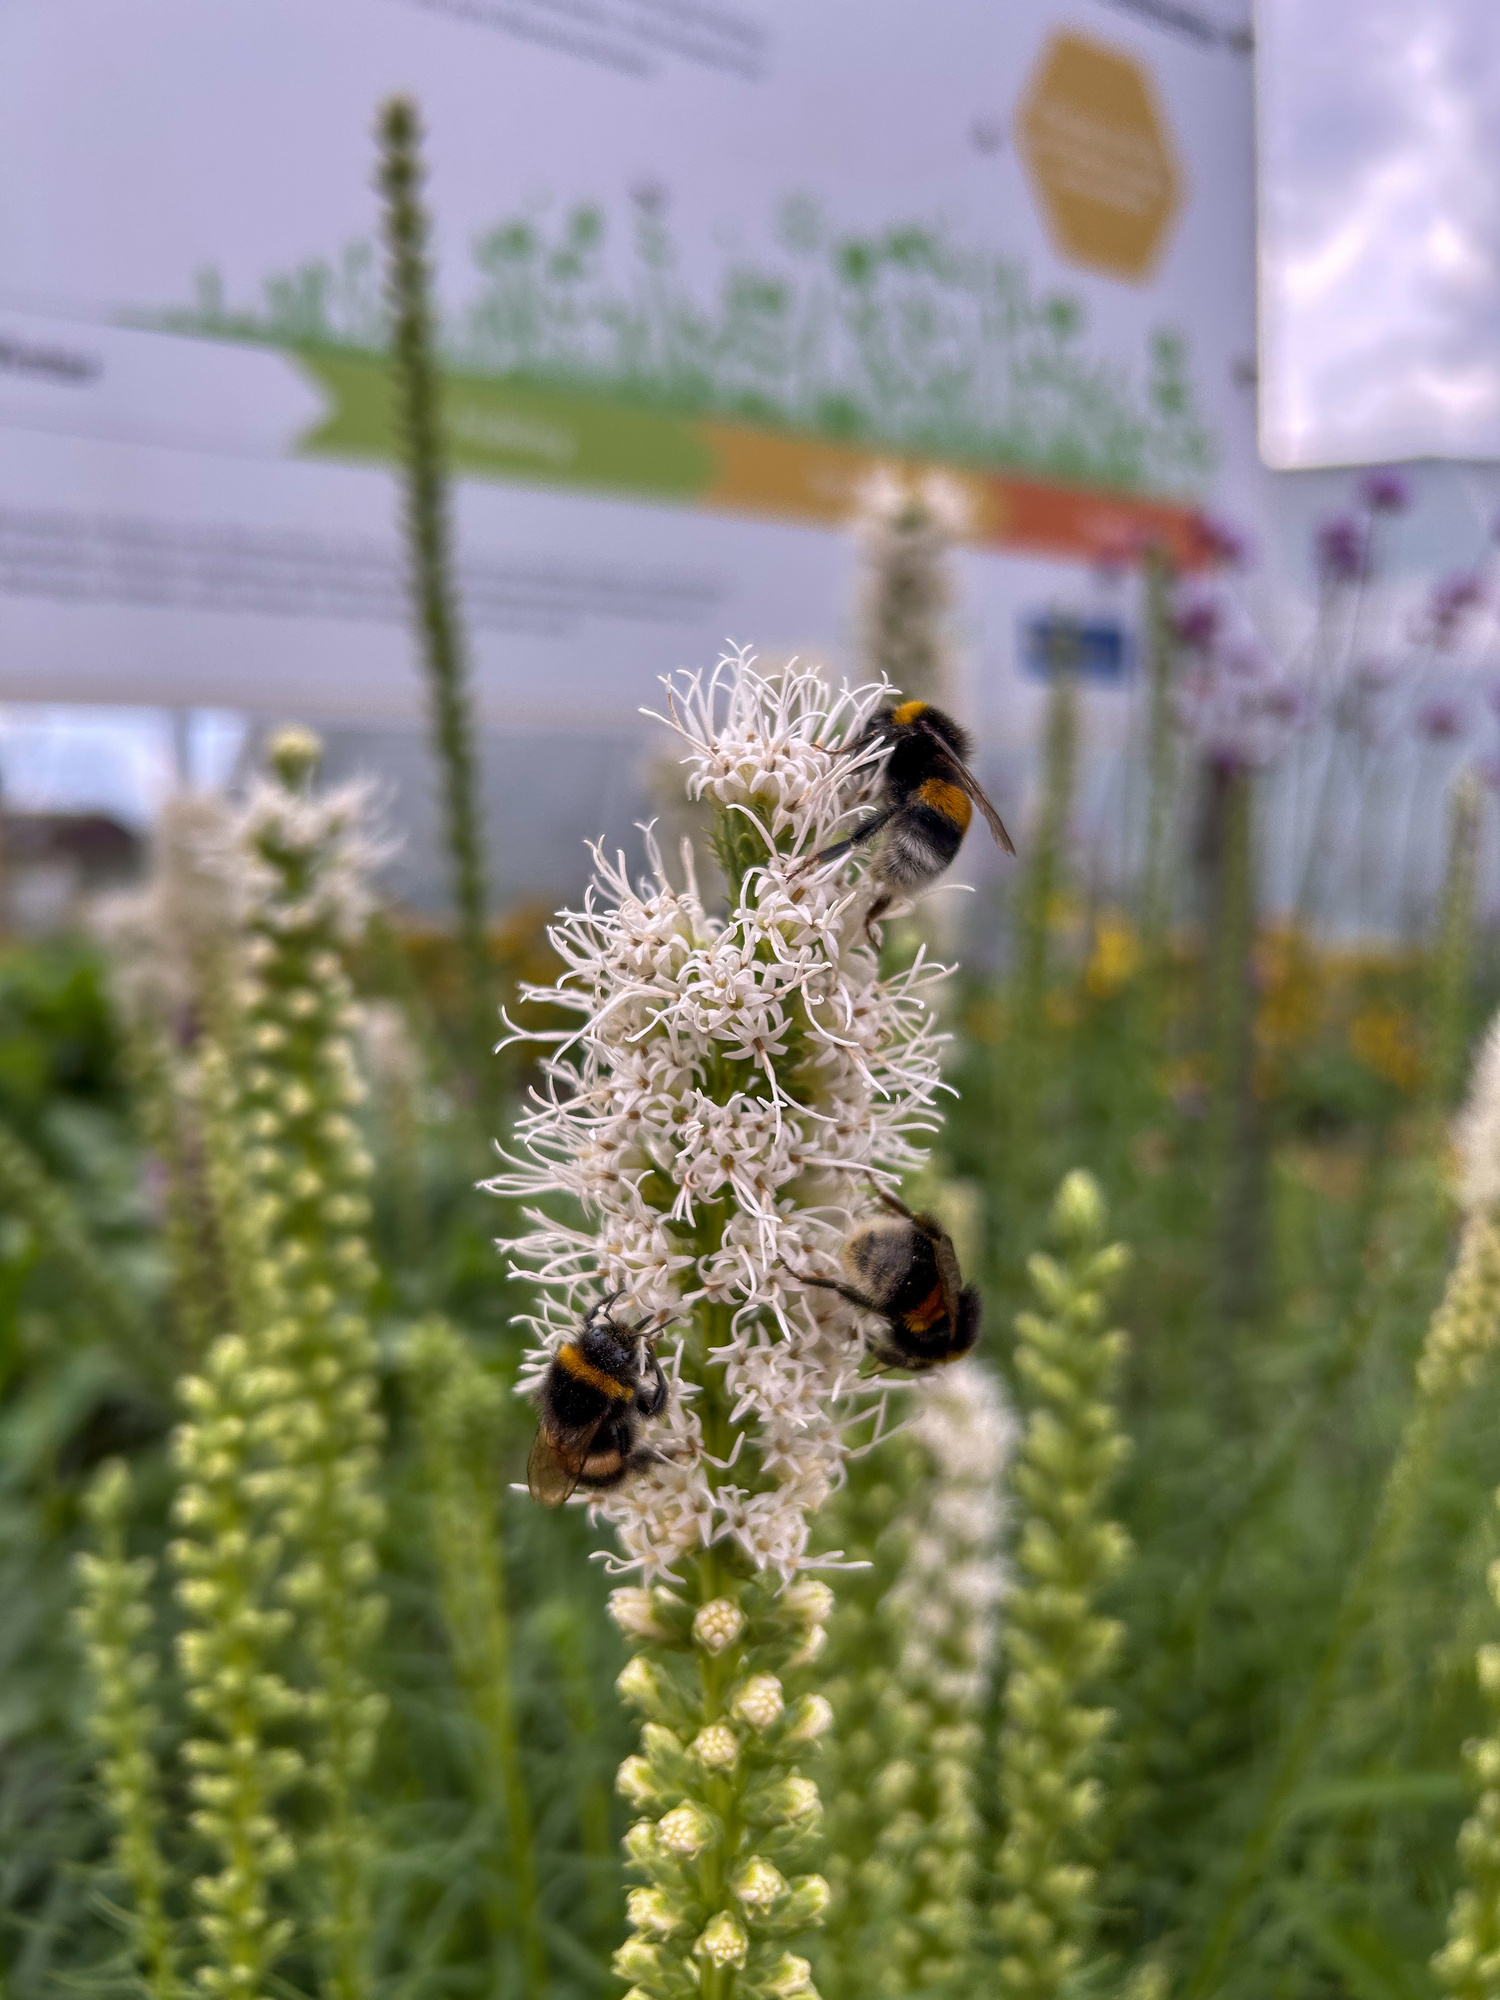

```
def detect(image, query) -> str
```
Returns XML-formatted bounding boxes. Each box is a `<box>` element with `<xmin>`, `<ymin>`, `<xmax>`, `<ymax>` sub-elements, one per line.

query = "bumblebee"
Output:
<box><xmin>783</xmin><ymin>1185</ymin><xmax>982</xmax><ymax>1372</ymax></box>
<box><xmin>809</xmin><ymin>699</ymin><xmax>1014</xmax><ymax>933</ymax></box>
<box><xmin>527</xmin><ymin>1294</ymin><xmax>672</xmax><ymax>1508</ymax></box>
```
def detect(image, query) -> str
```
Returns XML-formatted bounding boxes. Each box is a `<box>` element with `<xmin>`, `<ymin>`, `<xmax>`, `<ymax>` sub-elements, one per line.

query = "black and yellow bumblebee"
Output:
<box><xmin>809</xmin><ymin>699</ymin><xmax>1014</xmax><ymax>933</ymax></box>
<box><xmin>783</xmin><ymin>1185</ymin><xmax>982</xmax><ymax>1372</ymax></box>
<box><xmin>527</xmin><ymin>1294</ymin><xmax>672</xmax><ymax>1507</ymax></box>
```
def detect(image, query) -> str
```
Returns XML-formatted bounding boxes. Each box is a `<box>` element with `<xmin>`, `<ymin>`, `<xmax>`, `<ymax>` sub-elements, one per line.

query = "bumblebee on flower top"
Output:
<box><xmin>804</xmin><ymin>699</ymin><xmax>1014</xmax><ymax>935</ymax></box>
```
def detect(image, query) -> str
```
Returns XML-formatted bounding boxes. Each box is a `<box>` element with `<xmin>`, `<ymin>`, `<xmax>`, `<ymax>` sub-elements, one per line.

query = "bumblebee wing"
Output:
<box><xmin>527</xmin><ymin>1418</ymin><xmax>607</xmax><ymax>1508</ymax></box>
<box><xmin>932</xmin><ymin>1230</ymin><xmax>965</xmax><ymax>1329</ymax></box>
<box><xmin>951</xmin><ymin>759</ymin><xmax>1015</xmax><ymax>855</ymax></box>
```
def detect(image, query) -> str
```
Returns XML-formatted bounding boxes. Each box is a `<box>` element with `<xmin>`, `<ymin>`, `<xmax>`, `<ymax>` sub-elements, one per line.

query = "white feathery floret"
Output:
<box><xmin>489</xmin><ymin>650</ymin><xmax>954</xmax><ymax>1580</ymax></box>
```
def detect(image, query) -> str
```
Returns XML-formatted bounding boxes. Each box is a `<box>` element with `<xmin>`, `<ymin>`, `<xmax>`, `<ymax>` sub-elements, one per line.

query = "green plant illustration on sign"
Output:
<box><xmin>157</xmin><ymin>191</ymin><xmax>1217</xmax><ymax>497</ymax></box>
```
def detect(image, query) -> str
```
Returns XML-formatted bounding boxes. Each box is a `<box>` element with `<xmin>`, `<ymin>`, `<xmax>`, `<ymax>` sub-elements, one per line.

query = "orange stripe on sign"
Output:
<box><xmin>556</xmin><ymin>1344</ymin><xmax>633</xmax><ymax>1399</ymax></box>
<box><xmin>695</xmin><ymin>419</ymin><xmax>1218</xmax><ymax>569</ymax></box>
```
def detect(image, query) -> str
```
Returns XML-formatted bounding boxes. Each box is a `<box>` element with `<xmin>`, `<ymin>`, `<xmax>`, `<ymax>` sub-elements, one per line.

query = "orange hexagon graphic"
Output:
<box><xmin>1017</xmin><ymin>31</ymin><xmax>1184</xmax><ymax>283</ymax></box>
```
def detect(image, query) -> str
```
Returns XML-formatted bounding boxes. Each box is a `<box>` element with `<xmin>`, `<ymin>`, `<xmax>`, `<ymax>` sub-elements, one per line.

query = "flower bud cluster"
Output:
<box><xmin>75</xmin><ymin>1459</ymin><xmax>179</xmax><ymax>1999</ymax></box>
<box><xmin>167</xmin><ymin>1111</ymin><xmax>305</xmax><ymax>1994</ymax></box>
<box><xmin>220</xmin><ymin>728</ymin><xmax>389</xmax><ymax>1984</ymax></box>
<box><xmin>854</xmin><ymin>468</ymin><xmax>967</xmax><ymax>711</ymax></box>
<box><xmin>814</xmin><ymin>1359</ymin><xmax>1013</xmax><ymax>1999</ymax></box>
<box><xmin>610</xmin><ymin>1574</ymin><xmax>835</xmax><ymax>2000</ymax></box>
<box><xmin>994</xmin><ymin>1172</ymin><xmax>1134</xmax><ymax>2000</ymax></box>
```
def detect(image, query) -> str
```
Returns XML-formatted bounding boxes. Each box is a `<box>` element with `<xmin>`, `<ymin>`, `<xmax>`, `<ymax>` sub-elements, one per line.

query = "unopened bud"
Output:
<box><xmin>658</xmin><ymin>1801</ymin><xmax>715</xmax><ymax>1856</ymax></box>
<box><xmin>692</xmin><ymin>1597</ymin><xmax>745</xmax><ymax>1654</ymax></box>
<box><xmin>615</xmin><ymin>1654</ymin><xmax>674</xmax><ymax>1720</ymax></box>
<box><xmin>691</xmin><ymin>1723</ymin><xmax>740</xmax><ymax>1770</ymax></box>
<box><xmin>610</xmin><ymin>1589</ymin><xmax>670</xmax><ymax>1643</ymax></box>
<box><xmin>1052</xmin><ymin>1168</ymin><xmax>1105</xmax><ymax>1244</ymax></box>
<box><xmin>782</xmin><ymin>1694</ymin><xmax>834</xmax><ymax>1746</ymax></box>
<box><xmin>694</xmin><ymin>1912</ymin><xmax>749</xmax><ymax>1969</ymax></box>
<box><xmin>781</xmin><ymin>1579</ymin><xmax>834</xmax><ymax>1626</ymax></box>
<box><xmin>766</xmin><ymin>1951</ymin><xmax>820</xmax><ymax>1998</ymax></box>
<box><xmin>731</xmin><ymin>1856</ymin><xmax>788</xmax><ymax>1910</ymax></box>
<box><xmin>731</xmin><ymin>1673</ymin><xmax>785</xmax><ymax>1730</ymax></box>
<box><xmin>626</xmin><ymin>1888</ymin><xmax>684</xmax><ymax>1936</ymax></box>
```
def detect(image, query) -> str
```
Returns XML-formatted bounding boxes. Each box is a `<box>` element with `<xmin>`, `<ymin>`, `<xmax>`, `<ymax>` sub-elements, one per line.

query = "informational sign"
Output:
<box><xmin>0</xmin><ymin>0</ymin><xmax>1258</xmax><ymax>738</ymax></box>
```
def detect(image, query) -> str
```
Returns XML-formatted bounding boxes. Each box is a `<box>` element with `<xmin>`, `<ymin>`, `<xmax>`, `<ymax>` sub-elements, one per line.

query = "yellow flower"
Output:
<box><xmin>1085</xmin><ymin>913</ymin><xmax>1141</xmax><ymax>999</ymax></box>
<box><xmin>1348</xmin><ymin>1003</ymin><xmax>1423</xmax><ymax>1093</ymax></box>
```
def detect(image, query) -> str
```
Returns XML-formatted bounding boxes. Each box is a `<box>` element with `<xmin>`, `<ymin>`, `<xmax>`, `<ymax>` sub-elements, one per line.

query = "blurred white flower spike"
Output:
<box><xmin>490</xmin><ymin>649</ymin><xmax>956</xmax><ymax>1582</ymax></box>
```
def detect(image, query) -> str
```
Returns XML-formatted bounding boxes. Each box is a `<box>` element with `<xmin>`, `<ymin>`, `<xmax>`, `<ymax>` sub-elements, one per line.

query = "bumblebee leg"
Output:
<box><xmin>862</xmin><ymin>889</ymin><xmax>893</xmax><ymax>942</ymax></box>
<box><xmin>865</xmin><ymin>1181</ymin><xmax>921</xmax><ymax>1226</ymax></box>
<box><xmin>805</xmin><ymin>804</ymin><xmax>900</xmax><ymax>871</ymax></box>
<box><xmin>780</xmin><ymin>1259</ymin><xmax>882</xmax><ymax>1315</ymax></box>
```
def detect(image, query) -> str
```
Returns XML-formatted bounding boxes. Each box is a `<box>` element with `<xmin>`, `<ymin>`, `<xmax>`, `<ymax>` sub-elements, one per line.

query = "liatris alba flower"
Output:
<box><xmin>816</xmin><ymin>1359</ymin><xmax>1013</xmax><ymax>2000</ymax></box>
<box><xmin>854</xmin><ymin>468</ymin><xmax>967</xmax><ymax>710</ymax></box>
<box><xmin>1195</xmin><ymin>1026</ymin><xmax>1500</xmax><ymax>2000</ymax></box>
<box><xmin>994</xmin><ymin>1171</ymin><xmax>1133</xmax><ymax>2000</ymax></box>
<box><xmin>219</xmin><ymin>727</ymin><xmax>389</xmax><ymax>2000</ymax></box>
<box><xmin>492</xmin><ymin>650</ymin><xmax>955</xmax><ymax>1999</ymax></box>
<box><xmin>75</xmin><ymin>1459</ymin><xmax>180</xmax><ymax>2000</ymax></box>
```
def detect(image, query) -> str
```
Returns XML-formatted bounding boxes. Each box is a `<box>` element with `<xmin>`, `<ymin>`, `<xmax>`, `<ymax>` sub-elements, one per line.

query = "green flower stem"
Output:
<box><xmin>75</xmin><ymin>1459</ymin><xmax>181</xmax><ymax>2000</ymax></box>
<box><xmin>231</xmin><ymin>731</ymin><xmax>388</xmax><ymax>2000</ymax></box>
<box><xmin>995</xmin><ymin>1171</ymin><xmax>1133</xmax><ymax>2000</ymax></box>
<box><xmin>1016</xmin><ymin>634</ymin><xmax>1080</xmax><ymax>1049</ymax></box>
<box><xmin>376</xmin><ymin>97</ymin><xmax>497</xmax><ymax>1124</ymax></box>
<box><xmin>407</xmin><ymin>1318</ymin><xmax>547</xmax><ymax>1993</ymax></box>
<box><xmin>1185</xmin><ymin>1209</ymin><xmax>1500</xmax><ymax>2000</ymax></box>
<box><xmin>1139</xmin><ymin>545</ymin><xmax>1179</xmax><ymax>959</ymax></box>
<box><xmin>1204</xmin><ymin>758</ymin><xmax>1263</xmax><ymax>1324</ymax></box>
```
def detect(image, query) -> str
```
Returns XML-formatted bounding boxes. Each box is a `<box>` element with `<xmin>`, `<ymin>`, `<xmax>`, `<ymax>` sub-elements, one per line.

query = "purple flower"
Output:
<box><xmin>1315</xmin><ymin>516</ymin><xmax>1367</xmax><ymax>584</ymax></box>
<box><xmin>1173</xmin><ymin>596</ymin><xmax>1219</xmax><ymax>650</ymax></box>
<box><xmin>1359</xmin><ymin>469</ymin><xmax>1411</xmax><ymax>514</ymax></box>
<box><xmin>1429</xmin><ymin>571</ymin><xmax>1486</xmax><ymax>647</ymax></box>
<box><xmin>1195</xmin><ymin>514</ymin><xmax>1249</xmax><ymax>569</ymax></box>
<box><xmin>1416</xmin><ymin>696</ymin><xmax>1465</xmax><ymax>742</ymax></box>
<box><xmin>1260</xmin><ymin>682</ymin><xmax>1304</xmax><ymax>724</ymax></box>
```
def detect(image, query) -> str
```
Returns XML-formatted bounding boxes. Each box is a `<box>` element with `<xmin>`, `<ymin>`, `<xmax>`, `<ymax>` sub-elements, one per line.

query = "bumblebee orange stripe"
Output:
<box><xmin>556</xmin><ymin>1344</ymin><xmax>634</xmax><ymax>1399</ymax></box>
<box><xmin>891</xmin><ymin>699</ymin><xmax>929</xmax><ymax>725</ymax></box>
<box><xmin>916</xmin><ymin>778</ymin><xmax>972</xmax><ymax>827</ymax></box>
<box><xmin>902</xmin><ymin>1284</ymin><xmax>948</xmax><ymax>1334</ymax></box>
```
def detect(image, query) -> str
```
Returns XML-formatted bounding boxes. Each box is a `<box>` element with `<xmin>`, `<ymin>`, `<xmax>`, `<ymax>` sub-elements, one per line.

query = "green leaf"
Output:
<box><xmin>1275</xmin><ymin>1881</ymin><xmax>1429</xmax><ymax>2000</ymax></box>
